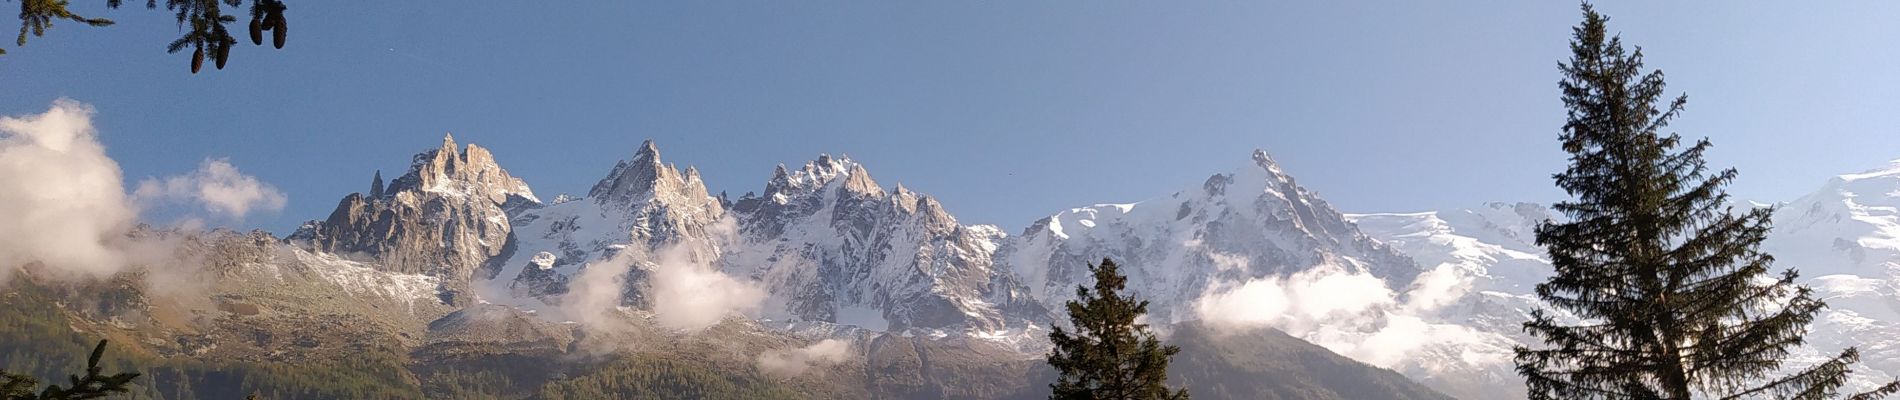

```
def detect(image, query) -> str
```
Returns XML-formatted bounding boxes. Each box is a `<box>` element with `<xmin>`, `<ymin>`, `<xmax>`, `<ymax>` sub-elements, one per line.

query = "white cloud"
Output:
<box><xmin>0</xmin><ymin>99</ymin><xmax>139</xmax><ymax>282</ymax></box>
<box><xmin>757</xmin><ymin>339</ymin><xmax>853</xmax><ymax>378</ymax></box>
<box><xmin>1191</xmin><ymin>264</ymin><xmax>1502</xmax><ymax>369</ymax></box>
<box><xmin>1193</xmin><ymin>266</ymin><xmax>1393</xmax><ymax>331</ymax></box>
<box><xmin>559</xmin><ymin>248</ymin><xmax>641</xmax><ymax>333</ymax></box>
<box><xmin>0</xmin><ymin>99</ymin><xmax>285</xmax><ymax>296</ymax></box>
<box><xmin>555</xmin><ymin>217</ymin><xmax>765</xmax><ymax>334</ymax></box>
<box><xmin>134</xmin><ymin>158</ymin><xmax>287</xmax><ymax>219</ymax></box>
<box><xmin>1293</xmin><ymin>271</ymin><xmax>1395</xmax><ymax>319</ymax></box>
<box><xmin>1401</xmin><ymin>264</ymin><xmax>1474</xmax><ymax>313</ymax></box>
<box><xmin>648</xmin><ymin>238</ymin><xmax>765</xmax><ymax>332</ymax></box>
<box><xmin>1193</xmin><ymin>276</ymin><xmax>1291</xmax><ymax>328</ymax></box>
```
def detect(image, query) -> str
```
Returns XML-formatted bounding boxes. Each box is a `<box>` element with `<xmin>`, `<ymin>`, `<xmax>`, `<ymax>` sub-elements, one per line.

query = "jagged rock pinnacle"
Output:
<box><xmin>634</xmin><ymin>139</ymin><xmax>660</xmax><ymax>161</ymax></box>
<box><xmin>1251</xmin><ymin>149</ymin><xmax>1285</xmax><ymax>176</ymax></box>
<box><xmin>370</xmin><ymin>170</ymin><xmax>385</xmax><ymax>198</ymax></box>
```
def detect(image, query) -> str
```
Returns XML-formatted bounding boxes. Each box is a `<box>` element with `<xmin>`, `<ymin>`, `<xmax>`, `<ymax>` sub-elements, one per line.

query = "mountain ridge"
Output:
<box><xmin>35</xmin><ymin>137</ymin><xmax>1899</xmax><ymax>399</ymax></box>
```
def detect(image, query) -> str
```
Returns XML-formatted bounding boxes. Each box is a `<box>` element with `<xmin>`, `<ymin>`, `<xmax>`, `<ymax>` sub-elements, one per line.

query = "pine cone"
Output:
<box><xmin>191</xmin><ymin>47</ymin><xmax>204</xmax><ymax>73</ymax></box>
<box><xmin>215</xmin><ymin>43</ymin><xmax>230</xmax><ymax>70</ymax></box>
<box><xmin>250</xmin><ymin>18</ymin><xmax>264</xmax><ymax>45</ymax></box>
<box><xmin>271</xmin><ymin>16</ymin><xmax>287</xmax><ymax>49</ymax></box>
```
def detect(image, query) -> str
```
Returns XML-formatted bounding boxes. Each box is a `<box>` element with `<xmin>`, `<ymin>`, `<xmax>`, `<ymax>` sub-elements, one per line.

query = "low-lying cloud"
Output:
<box><xmin>555</xmin><ymin>217</ymin><xmax>765</xmax><ymax>334</ymax></box>
<box><xmin>0</xmin><ymin>99</ymin><xmax>140</xmax><ymax>283</ymax></box>
<box><xmin>1193</xmin><ymin>266</ymin><xmax>1395</xmax><ymax>331</ymax></box>
<box><xmin>1192</xmin><ymin>263</ymin><xmax>1501</xmax><ymax>368</ymax></box>
<box><xmin>649</xmin><ymin>242</ymin><xmax>766</xmax><ymax>331</ymax></box>
<box><xmin>0</xmin><ymin>99</ymin><xmax>286</xmax><ymax>287</ymax></box>
<box><xmin>757</xmin><ymin>339</ymin><xmax>852</xmax><ymax>378</ymax></box>
<box><xmin>650</xmin><ymin>217</ymin><xmax>764</xmax><ymax>331</ymax></box>
<box><xmin>559</xmin><ymin>247</ymin><xmax>642</xmax><ymax>333</ymax></box>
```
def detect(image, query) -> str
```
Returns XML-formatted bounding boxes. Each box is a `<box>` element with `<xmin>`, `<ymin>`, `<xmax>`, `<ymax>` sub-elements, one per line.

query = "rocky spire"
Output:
<box><xmin>370</xmin><ymin>170</ymin><xmax>385</xmax><ymax>198</ymax></box>
<box><xmin>588</xmin><ymin>139</ymin><xmax>670</xmax><ymax>204</ymax></box>
<box><xmin>724</xmin><ymin>153</ymin><xmax>1032</xmax><ymax>331</ymax></box>
<box><xmin>635</xmin><ymin>139</ymin><xmax>659</xmax><ymax>161</ymax></box>
<box><xmin>764</xmin><ymin>164</ymin><xmax>793</xmax><ymax>195</ymax></box>
<box><xmin>383</xmin><ymin>133</ymin><xmax>537</xmax><ymax>205</ymax></box>
<box><xmin>290</xmin><ymin>134</ymin><xmax>539</xmax><ymax>305</ymax></box>
<box><xmin>840</xmin><ymin>163</ymin><xmax>883</xmax><ymax>197</ymax></box>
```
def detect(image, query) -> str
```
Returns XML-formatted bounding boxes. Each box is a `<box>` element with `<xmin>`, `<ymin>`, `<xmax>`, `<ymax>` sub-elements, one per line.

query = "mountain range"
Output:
<box><xmin>3</xmin><ymin>134</ymin><xmax>1895</xmax><ymax>399</ymax></box>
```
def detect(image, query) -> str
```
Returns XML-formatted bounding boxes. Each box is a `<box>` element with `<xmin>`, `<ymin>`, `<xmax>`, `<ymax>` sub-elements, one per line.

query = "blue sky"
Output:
<box><xmin>3</xmin><ymin>2</ymin><xmax>1898</xmax><ymax>233</ymax></box>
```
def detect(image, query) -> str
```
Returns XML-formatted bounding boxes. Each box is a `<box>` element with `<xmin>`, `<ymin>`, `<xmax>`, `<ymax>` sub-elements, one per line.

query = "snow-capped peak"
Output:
<box><xmin>587</xmin><ymin>139</ymin><xmax>715</xmax><ymax>208</ymax></box>
<box><xmin>1766</xmin><ymin>157</ymin><xmax>1900</xmax><ymax>279</ymax></box>
<box><xmin>1251</xmin><ymin>148</ymin><xmax>1288</xmax><ymax>177</ymax></box>
<box><xmin>1007</xmin><ymin>148</ymin><xmax>1423</xmax><ymax>323</ymax></box>
<box><xmin>291</xmin><ymin>134</ymin><xmax>540</xmax><ymax>304</ymax></box>
<box><xmin>757</xmin><ymin>154</ymin><xmax>882</xmax><ymax>201</ymax></box>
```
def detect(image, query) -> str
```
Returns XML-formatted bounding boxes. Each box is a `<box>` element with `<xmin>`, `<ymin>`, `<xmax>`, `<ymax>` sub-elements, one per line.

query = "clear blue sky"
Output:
<box><xmin>4</xmin><ymin>2</ymin><xmax>1898</xmax><ymax>234</ymax></box>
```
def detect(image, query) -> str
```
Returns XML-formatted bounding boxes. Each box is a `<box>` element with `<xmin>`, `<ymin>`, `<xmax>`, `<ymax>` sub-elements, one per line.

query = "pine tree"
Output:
<box><xmin>0</xmin><ymin>339</ymin><xmax>140</xmax><ymax>400</ymax></box>
<box><xmin>1046</xmin><ymin>258</ymin><xmax>1188</xmax><ymax>400</ymax></box>
<box><xmin>1515</xmin><ymin>4</ymin><xmax>1900</xmax><ymax>399</ymax></box>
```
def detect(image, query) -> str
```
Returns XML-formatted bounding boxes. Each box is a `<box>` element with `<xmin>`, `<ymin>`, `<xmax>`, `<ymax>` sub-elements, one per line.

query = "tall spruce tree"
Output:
<box><xmin>1515</xmin><ymin>4</ymin><xmax>1900</xmax><ymax>399</ymax></box>
<box><xmin>1046</xmin><ymin>258</ymin><xmax>1188</xmax><ymax>400</ymax></box>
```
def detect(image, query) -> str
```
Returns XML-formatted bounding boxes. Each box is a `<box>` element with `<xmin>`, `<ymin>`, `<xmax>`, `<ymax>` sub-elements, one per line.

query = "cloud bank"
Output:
<box><xmin>0</xmin><ymin>99</ymin><xmax>286</xmax><ymax>285</ymax></box>
<box><xmin>0</xmin><ymin>99</ymin><xmax>140</xmax><ymax>283</ymax></box>
<box><xmin>1192</xmin><ymin>263</ymin><xmax>1503</xmax><ymax>368</ymax></box>
<box><xmin>648</xmin><ymin>241</ymin><xmax>766</xmax><ymax>332</ymax></box>
<box><xmin>757</xmin><ymin>339</ymin><xmax>852</xmax><ymax>378</ymax></box>
<box><xmin>559</xmin><ymin>247</ymin><xmax>642</xmax><ymax>333</ymax></box>
<box><xmin>555</xmin><ymin>217</ymin><xmax>765</xmax><ymax>334</ymax></box>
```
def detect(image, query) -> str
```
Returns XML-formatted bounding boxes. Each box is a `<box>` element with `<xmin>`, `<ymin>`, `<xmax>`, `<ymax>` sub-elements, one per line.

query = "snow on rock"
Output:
<box><xmin>290</xmin><ymin>247</ymin><xmax>442</xmax><ymax>311</ymax></box>
<box><xmin>1004</xmin><ymin>149</ymin><xmax>1423</xmax><ymax>323</ymax></box>
<box><xmin>282</xmin><ymin>136</ymin><xmax>1900</xmax><ymax>397</ymax></box>
<box><xmin>489</xmin><ymin>139</ymin><xmax>728</xmax><ymax>310</ymax></box>
<box><xmin>725</xmin><ymin>154</ymin><xmax>1045</xmax><ymax>332</ymax></box>
<box><xmin>490</xmin><ymin>143</ymin><xmax>1043</xmax><ymax>333</ymax></box>
<box><xmin>288</xmin><ymin>133</ymin><xmax>539</xmax><ymax>306</ymax></box>
<box><xmin>1759</xmin><ymin>159</ymin><xmax>1900</xmax><ymax>391</ymax></box>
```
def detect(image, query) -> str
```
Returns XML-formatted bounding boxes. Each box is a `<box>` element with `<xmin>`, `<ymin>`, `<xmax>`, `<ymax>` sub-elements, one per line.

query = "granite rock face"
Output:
<box><xmin>1004</xmin><ymin>150</ymin><xmax>1423</xmax><ymax>322</ymax></box>
<box><xmin>499</xmin><ymin>145</ymin><xmax>1043</xmax><ymax>332</ymax></box>
<box><xmin>289</xmin><ymin>134</ymin><xmax>539</xmax><ymax>304</ymax></box>
<box><xmin>725</xmin><ymin>155</ymin><xmax>1045</xmax><ymax>332</ymax></box>
<box><xmin>491</xmin><ymin>140</ymin><xmax>730</xmax><ymax>311</ymax></box>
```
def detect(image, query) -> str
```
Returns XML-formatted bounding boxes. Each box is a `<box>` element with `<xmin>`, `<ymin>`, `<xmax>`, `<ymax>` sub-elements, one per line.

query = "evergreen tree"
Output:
<box><xmin>10</xmin><ymin>0</ymin><xmax>292</xmax><ymax>73</ymax></box>
<box><xmin>1046</xmin><ymin>258</ymin><xmax>1188</xmax><ymax>400</ymax></box>
<box><xmin>0</xmin><ymin>340</ymin><xmax>139</xmax><ymax>400</ymax></box>
<box><xmin>1515</xmin><ymin>5</ymin><xmax>1900</xmax><ymax>399</ymax></box>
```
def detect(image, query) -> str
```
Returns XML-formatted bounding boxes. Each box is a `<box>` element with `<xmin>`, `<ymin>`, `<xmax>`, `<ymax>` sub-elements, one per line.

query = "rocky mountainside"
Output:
<box><xmin>1005</xmin><ymin>150</ymin><xmax>1423</xmax><ymax>323</ymax></box>
<box><xmin>722</xmin><ymin>154</ymin><xmax>1045</xmax><ymax>332</ymax></box>
<box><xmin>489</xmin><ymin>140</ymin><xmax>727</xmax><ymax>306</ymax></box>
<box><xmin>1168</xmin><ymin>323</ymin><xmax>1454</xmax><ymax>400</ymax></box>
<box><xmin>287</xmin><ymin>134</ymin><xmax>539</xmax><ymax>305</ymax></box>
<box><xmin>2</xmin><ymin>137</ymin><xmax>1505</xmax><ymax>399</ymax></box>
<box><xmin>32</xmin><ymin>135</ymin><xmax>1894</xmax><ymax>399</ymax></box>
<box><xmin>1343</xmin><ymin>204</ymin><xmax>1566</xmax><ymax>398</ymax></box>
<box><xmin>5</xmin><ymin>131</ymin><xmax>1885</xmax><ymax>399</ymax></box>
<box><xmin>1758</xmin><ymin>160</ymin><xmax>1900</xmax><ymax>391</ymax></box>
<box><xmin>493</xmin><ymin>142</ymin><xmax>1045</xmax><ymax>333</ymax></box>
